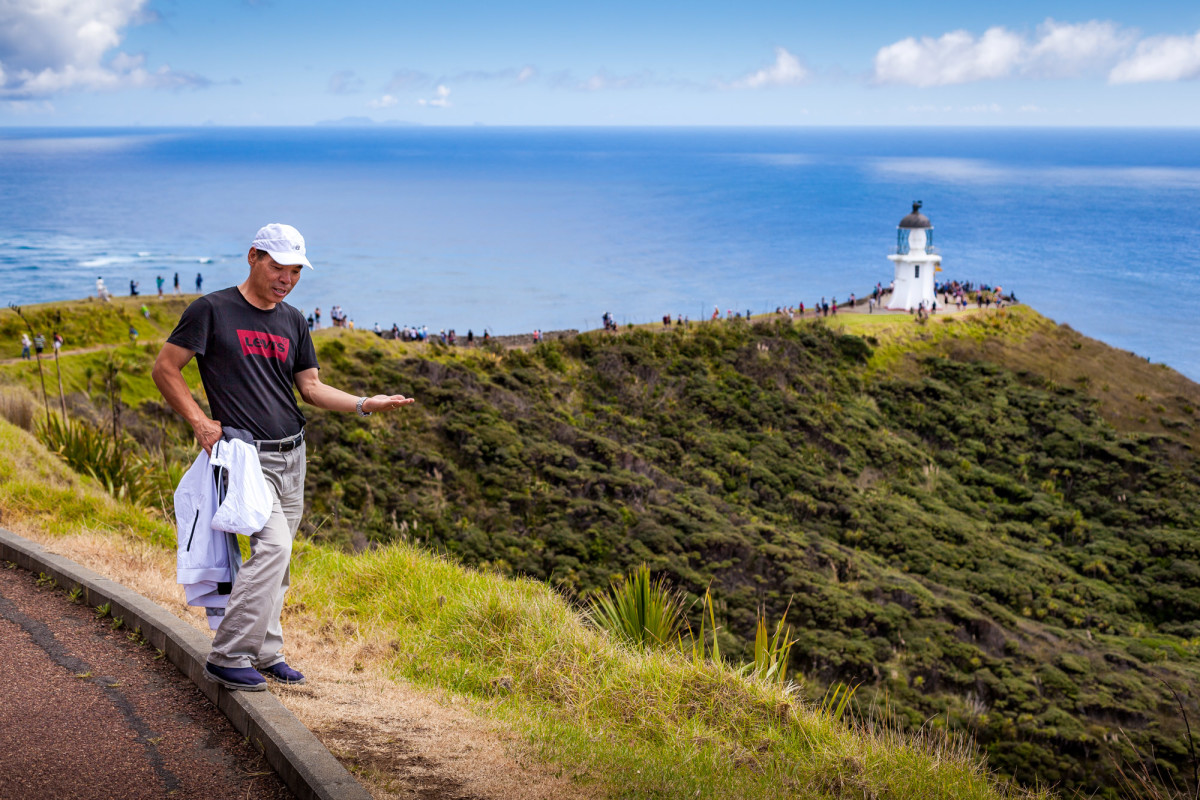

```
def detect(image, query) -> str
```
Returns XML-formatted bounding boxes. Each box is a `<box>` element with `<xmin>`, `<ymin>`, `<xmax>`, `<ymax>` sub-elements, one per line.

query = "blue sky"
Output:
<box><xmin>2</xmin><ymin>0</ymin><xmax>1199</xmax><ymax>126</ymax></box>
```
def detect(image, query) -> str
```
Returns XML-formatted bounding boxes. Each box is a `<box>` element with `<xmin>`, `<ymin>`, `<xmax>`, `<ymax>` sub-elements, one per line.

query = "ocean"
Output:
<box><xmin>2</xmin><ymin>126</ymin><xmax>1198</xmax><ymax>379</ymax></box>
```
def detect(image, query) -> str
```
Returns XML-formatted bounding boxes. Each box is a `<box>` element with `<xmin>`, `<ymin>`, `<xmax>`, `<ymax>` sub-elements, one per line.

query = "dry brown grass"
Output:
<box><xmin>0</xmin><ymin>382</ymin><xmax>40</xmax><ymax>431</ymax></box>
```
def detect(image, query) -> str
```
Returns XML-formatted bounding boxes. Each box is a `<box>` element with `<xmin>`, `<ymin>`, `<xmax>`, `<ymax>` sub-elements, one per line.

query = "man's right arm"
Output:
<box><xmin>152</xmin><ymin>342</ymin><xmax>222</xmax><ymax>454</ymax></box>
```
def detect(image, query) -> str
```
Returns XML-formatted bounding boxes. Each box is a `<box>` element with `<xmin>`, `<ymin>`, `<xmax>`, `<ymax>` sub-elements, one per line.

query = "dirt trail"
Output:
<box><xmin>0</xmin><ymin>341</ymin><xmax>163</xmax><ymax>367</ymax></box>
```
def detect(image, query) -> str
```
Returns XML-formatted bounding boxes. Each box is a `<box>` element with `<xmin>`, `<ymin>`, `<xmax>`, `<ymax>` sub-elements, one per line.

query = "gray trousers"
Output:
<box><xmin>208</xmin><ymin>442</ymin><xmax>306</xmax><ymax>670</ymax></box>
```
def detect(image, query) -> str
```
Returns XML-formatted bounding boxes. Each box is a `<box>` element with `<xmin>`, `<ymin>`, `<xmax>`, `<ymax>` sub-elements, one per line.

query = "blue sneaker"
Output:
<box><xmin>260</xmin><ymin>662</ymin><xmax>306</xmax><ymax>685</ymax></box>
<box><xmin>205</xmin><ymin>661</ymin><xmax>267</xmax><ymax>691</ymax></box>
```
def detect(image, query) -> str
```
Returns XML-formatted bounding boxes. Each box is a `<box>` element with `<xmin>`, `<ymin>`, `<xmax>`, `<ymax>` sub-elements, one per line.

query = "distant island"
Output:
<box><xmin>313</xmin><ymin>116</ymin><xmax>423</xmax><ymax>127</ymax></box>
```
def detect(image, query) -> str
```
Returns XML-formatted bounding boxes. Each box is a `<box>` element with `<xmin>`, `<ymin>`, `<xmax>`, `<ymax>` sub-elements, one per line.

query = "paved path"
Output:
<box><xmin>0</xmin><ymin>561</ymin><xmax>295</xmax><ymax>800</ymax></box>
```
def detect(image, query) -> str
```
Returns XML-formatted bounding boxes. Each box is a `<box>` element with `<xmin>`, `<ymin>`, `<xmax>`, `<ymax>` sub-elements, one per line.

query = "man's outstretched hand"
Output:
<box><xmin>362</xmin><ymin>394</ymin><xmax>416</xmax><ymax>413</ymax></box>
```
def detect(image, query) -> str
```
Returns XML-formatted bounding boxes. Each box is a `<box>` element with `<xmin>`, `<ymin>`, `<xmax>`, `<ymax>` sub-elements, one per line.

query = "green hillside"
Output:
<box><xmin>1</xmin><ymin>413</ymin><xmax>1048</xmax><ymax>800</ymax></box>
<box><xmin>3</xmin><ymin>299</ymin><xmax>1199</xmax><ymax>797</ymax></box>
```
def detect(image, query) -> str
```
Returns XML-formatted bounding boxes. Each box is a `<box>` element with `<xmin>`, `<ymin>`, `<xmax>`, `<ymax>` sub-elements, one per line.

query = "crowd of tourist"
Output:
<box><xmin>68</xmin><ymin>273</ymin><xmax>1015</xmax><ymax>364</ymax></box>
<box><xmin>95</xmin><ymin>272</ymin><xmax>199</xmax><ymax>303</ymax></box>
<box><xmin>937</xmin><ymin>279</ymin><xmax>1014</xmax><ymax>310</ymax></box>
<box><xmin>16</xmin><ymin>331</ymin><xmax>63</xmax><ymax>360</ymax></box>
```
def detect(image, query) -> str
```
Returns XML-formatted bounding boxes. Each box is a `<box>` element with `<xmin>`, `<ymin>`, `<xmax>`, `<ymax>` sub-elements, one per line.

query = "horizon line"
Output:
<box><xmin>3</xmin><ymin>122</ymin><xmax>1200</xmax><ymax>130</ymax></box>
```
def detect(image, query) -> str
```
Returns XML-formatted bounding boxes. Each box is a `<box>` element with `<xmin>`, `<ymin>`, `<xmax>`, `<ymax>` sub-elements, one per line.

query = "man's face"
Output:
<box><xmin>246</xmin><ymin>248</ymin><xmax>303</xmax><ymax>305</ymax></box>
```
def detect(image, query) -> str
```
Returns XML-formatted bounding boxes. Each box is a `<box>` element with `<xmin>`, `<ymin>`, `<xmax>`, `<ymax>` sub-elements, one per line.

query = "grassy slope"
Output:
<box><xmin>289</xmin><ymin>308</ymin><xmax>1200</xmax><ymax>797</ymax></box>
<box><xmin>2</xmin><ymin>295</ymin><xmax>189</xmax><ymax>352</ymax></box>
<box><xmin>0</xmin><ymin>296</ymin><xmax>201</xmax><ymax>415</ymax></box>
<box><xmin>0</xmin><ymin>417</ymin><xmax>1035</xmax><ymax>800</ymax></box>
<box><xmin>4</xmin><ymin>299</ymin><xmax>1199</xmax><ymax>796</ymax></box>
<box><xmin>826</xmin><ymin>307</ymin><xmax>1200</xmax><ymax>455</ymax></box>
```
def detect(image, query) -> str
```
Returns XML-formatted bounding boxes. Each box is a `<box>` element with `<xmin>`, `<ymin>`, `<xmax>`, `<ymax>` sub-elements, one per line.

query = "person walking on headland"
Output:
<box><xmin>157</xmin><ymin>275</ymin><xmax>165</xmax><ymax>298</ymax></box>
<box><xmin>152</xmin><ymin>223</ymin><xmax>416</xmax><ymax>693</ymax></box>
<box><xmin>174</xmin><ymin>272</ymin><xmax>181</xmax><ymax>294</ymax></box>
<box><xmin>20</xmin><ymin>333</ymin><xmax>31</xmax><ymax>360</ymax></box>
<box><xmin>196</xmin><ymin>272</ymin><xmax>203</xmax><ymax>293</ymax></box>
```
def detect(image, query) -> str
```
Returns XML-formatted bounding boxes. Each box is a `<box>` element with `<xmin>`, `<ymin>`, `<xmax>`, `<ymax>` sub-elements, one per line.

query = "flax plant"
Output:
<box><xmin>751</xmin><ymin>603</ymin><xmax>796</xmax><ymax>690</ymax></box>
<box><xmin>686</xmin><ymin>585</ymin><xmax>726</xmax><ymax>668</ymax></box>
<box><xmin>820</xmin><ymin>682</ymin><xmax>860</xmax><ymax>723</ymax></box>
<box><xmin>36</xmin><ymin>414</ymin><xmax>156</xmax><ymax>505</ymax></box>
<box><xmin>588</xmin><ymin>563</ymin><xmax>685</xmax><ymax>649</ymax></box>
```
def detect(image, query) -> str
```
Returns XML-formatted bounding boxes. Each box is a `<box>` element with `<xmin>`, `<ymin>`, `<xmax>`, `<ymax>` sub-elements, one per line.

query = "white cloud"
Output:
<box><xmin>328</xmin><ymin>70</ymin><xmax>363</xmax><ymax>95</ymax></box>
<box><xmin>367</xmin><ymin>94</ymin><xmax>398</xmax><ymax>109</ymax></box>
<box><xmin>731</xmin><ymin>47</ymin><xmax>809</xmax><ymax>88</ymax></box>
<box><xmin>386</xmin><ymin>69</ymin><xmax>433</xmax><ymax>91</ymax></box>
<box><xmin>550</xmin><ymin>69</ymin><xmax>652</xmax><ymax>92</ymax></box>
<box><xmin>1110</xmin><ymin>31</ymin><xmax>1200</xmax><ymax>83</ymax></box>
<box><xmin>873</xmin><ymin>19</ymin><xmax>1137</xmax><ymax>86</ymax></box>
<box><xmin>874</xmin><ymin>27</ymin><xmax>1023</xmax><ymax>86</ymax></box>
<box><xmin>0</xmin><ymin>0</ymin><xmax>207</xmax><ymax>98</ymax></box>
<box><xmin>417</xmin><ymin>85</ymin><xmax>451</xmax><ymax>108</ymax></box>
<box><xmin>1026</xmin><ymin>19</ymin><xmax>1133</xmax><ymax>77</ymax></box>
<box><xmin>5</xmin><ymin>98</ymin><xmax>55</xmax><ymax>114</ymax></box>
<box><xmin>385</xmin><ymin>66</ymin><xmax>536</xmax><ymax>92</ymax></box>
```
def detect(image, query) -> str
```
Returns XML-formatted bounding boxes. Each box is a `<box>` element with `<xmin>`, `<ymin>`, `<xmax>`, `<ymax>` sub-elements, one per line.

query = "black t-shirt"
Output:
<box><xmin>167</xmin><ymin>287</ymin><xmax>319</xmax><ymax>440</ymax></box>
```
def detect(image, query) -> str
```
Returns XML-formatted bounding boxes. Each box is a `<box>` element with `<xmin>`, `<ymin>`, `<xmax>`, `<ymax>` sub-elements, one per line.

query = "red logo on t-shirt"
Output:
<box><xmin>238</xmin><ymin>329</ymin><xmax>290</xmax><ymax>360</ymax></box>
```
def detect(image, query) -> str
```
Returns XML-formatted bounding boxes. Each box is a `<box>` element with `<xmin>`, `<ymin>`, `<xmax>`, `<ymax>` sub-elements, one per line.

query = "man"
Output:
<box><xmin>153</xmin><ymin>223</ymin><xmax>415</xmax><ymax>692</ymax></box>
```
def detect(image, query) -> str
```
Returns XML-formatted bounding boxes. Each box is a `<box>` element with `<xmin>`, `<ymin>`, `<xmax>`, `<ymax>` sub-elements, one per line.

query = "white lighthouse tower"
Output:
<box><xmin>887</xmin><ymin>201</ymin><xmax>940</xmax><ymax>311</ymax></box>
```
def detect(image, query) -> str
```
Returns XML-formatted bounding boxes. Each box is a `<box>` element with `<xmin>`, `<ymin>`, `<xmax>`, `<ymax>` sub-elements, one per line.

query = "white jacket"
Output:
<box><xmin>174</xmin><ymin>439</ymin><xmax>273</xmax><ymax>629</ymax></box>
<box><xmin>210</xmin><ymin>438</ymin><xmax>273</xmax><ymax>534</ymax></box>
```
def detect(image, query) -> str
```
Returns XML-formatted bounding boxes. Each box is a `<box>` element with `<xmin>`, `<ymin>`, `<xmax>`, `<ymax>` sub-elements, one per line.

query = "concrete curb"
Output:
<box><xmin>0</xmin><ymin>527</ymin><xmax>371</xmax><ymax>800</ymax></box>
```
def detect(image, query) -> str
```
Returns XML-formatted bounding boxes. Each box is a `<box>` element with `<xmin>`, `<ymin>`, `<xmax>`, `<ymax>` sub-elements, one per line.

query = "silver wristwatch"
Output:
<box><xmin>356</xmin><ymin>396</ymin><xmax>372</xmax><ymax>417</ymax></box>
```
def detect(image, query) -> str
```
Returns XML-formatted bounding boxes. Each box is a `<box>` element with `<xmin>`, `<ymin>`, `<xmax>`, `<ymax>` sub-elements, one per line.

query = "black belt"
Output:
<box><xmin>255</xmin><ymin>430</ymin><xmax>305</xmax><ymax>453</ymax></box>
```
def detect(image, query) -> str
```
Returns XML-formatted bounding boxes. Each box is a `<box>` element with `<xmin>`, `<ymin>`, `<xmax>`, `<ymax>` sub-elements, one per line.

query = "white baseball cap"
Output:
<box><xmin>251</xmin><ymin>223</ymin><xmax>313</xmax><ymax>269</ymax></box>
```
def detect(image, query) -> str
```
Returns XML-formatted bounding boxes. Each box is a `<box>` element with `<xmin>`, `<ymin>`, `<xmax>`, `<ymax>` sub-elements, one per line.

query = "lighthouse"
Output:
<box><xmin>887</xmin><ymin>201</ymin><xmax>940</xmax><ymax>311</ymax></box>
